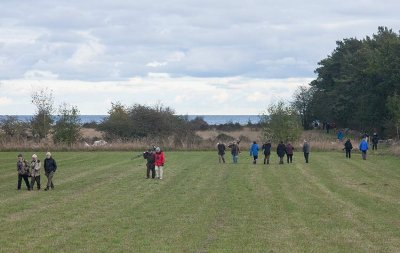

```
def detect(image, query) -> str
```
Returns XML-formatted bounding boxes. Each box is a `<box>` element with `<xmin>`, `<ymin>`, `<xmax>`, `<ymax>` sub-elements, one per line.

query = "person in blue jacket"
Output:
<box><xmin>249</xmin><ymin>141</ymin><xmax>259</xmax><ymax>164</ymax></box>
<box><xmin>359</xmin><ymin>138</ymin><xmax>369</xmax><ymax>160</ymax></box>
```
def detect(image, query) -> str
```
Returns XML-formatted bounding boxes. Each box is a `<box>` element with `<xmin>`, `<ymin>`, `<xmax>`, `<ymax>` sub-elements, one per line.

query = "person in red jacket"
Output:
<box><xmin>154</xmin><ymin>147</ymin><xmax>165</xmax><ymax>180</ymax></box>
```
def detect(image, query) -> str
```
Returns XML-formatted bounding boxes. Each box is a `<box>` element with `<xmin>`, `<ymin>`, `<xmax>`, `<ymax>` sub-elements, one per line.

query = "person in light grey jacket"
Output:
<box><xmin>30</xmin><ymin>154</ymin><xmax>41</xmax><ymax>190</ymax></box>
<box><xmin>302</xmin><ymin>140</ymin><xmax>310</xmax><ymax>163</ymax></box>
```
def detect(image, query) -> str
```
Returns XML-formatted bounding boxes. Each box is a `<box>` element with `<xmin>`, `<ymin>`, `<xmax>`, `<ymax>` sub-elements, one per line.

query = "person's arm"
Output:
<box><xmin>53</xmin><ymin>159</ymin><xmax>57</xmax><ymax>172</ymax></box>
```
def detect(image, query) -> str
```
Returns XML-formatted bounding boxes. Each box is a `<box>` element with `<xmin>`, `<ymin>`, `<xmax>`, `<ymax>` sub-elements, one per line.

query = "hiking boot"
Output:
<box><xmin>44</xmin><ymin>188</ymin><xmax>49</xmax><ymax>191</ymax></box>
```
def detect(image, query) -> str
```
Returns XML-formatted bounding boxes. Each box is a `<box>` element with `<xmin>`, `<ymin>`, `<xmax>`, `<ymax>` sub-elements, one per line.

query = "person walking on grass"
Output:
<box><xmin>302</xmin><ymin>140</ymin><xmax>310</xmax><ymax>163</ymax></box>
<box><xmin>344</xmin><ymin>139</ymin><xmax>353</xmax><ymax>158</ymax></box>
<box><xmin>30</xmin><ymin>154</ymin><xmax>41</xmax><ymax>190</ymax></box>
<box><xmin>155</xmin><ymin>147</ymin><xmax>165</xmax><ymax>180</ymax></box>
<box><xmin>276</xmin><ymin>141</ymin><xmax>286</xmax><ymax>165</ymax></box>
<box><xmin>229</xmin><ymin>141</ymin><xmax>240</xmax><ymax>164</ymax></box>
<box><xmin>372</xmin><ymin>132</ymin><xmax>379</xmax><ymax>150</ymax></box>
<box><xmin>249</xmin><ymin>141</ymin><xmax>259</xmax><ymax>164</ymax></box>
<box><xmin>285</xmin><ymin>142</ymin><xmax>294</xmax><ymax>163</ymax></box>
<box><xmin>143</xmin><ymin>148</ymin><xmax>156</xmax><ymax>179</ymax></box>
<box><xmin>359</xmin><ymin>138</ymin><xmax>369</xmax><ymax>160</ymax></box>
<box><xmin>262</xmin><ymin>140</ymin><xmax>272</xmax><ymax>164</ymax></box>
<box><xmin>17</xmin><ymin>154</ymin><xmax>31</xmax><ymax>191</ymax></box>
<box><xmin>44</xmin><ymin>152</ymin><xmax>57</xmax><ymax>191</ymax></box>
<box><xmin>217</xmin><ymin>142</ymin><xmax>226</xmax><ymax>163</ymax></box>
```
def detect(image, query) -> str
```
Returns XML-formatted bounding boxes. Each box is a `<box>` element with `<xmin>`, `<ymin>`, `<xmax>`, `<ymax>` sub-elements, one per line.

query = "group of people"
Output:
<box><xmin>343</xmin><ymin>136</ymin><xmax>372</xmax><ymax>160</ymax></box>
<box><xmin>142</xmin><ymin>147</ymin><xmax>165</xmax><ymax>179</ymax></box>
<box><xmin>16</xmin><ymin>152</ymin><xmax>57</xmax><ymax>191</ymax></box>
<box><xmin>217</xmin><ymin>140</ymin><xmax>311</xmax><ymax>165</ymax></box>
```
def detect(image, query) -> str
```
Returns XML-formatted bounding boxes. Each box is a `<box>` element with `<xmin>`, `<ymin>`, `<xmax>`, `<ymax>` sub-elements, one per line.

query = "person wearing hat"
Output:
<box><xmin>16</xmin><ymin>154</ymin><xmax>31</xmax><ymax>190</ymax></box>
<box><xmin>30</xmin><ymin>154</ymin><xmax>41</xmax><ymax>190</ymax></box>
<box><xmin>154</xmin><ymin>147</ymin><xmax>165</xmax><ymax>179</ymax></box>
<box><xmin>44</xmin><ymin>152</ymin><xmax>57</xmax><ymax>191</ymax></box>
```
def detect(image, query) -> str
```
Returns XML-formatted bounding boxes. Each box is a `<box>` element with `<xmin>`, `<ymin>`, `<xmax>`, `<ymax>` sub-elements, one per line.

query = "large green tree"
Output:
<box><xmin>310</xmin><ymin>27</ymin><xmax>400</xmax><ymax>136</ymax></box>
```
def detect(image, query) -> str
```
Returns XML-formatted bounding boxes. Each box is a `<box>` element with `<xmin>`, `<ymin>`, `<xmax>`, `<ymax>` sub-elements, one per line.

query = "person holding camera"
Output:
<box><xmin>143</xmin><ymin>149</ymin><xmax>156</xmax><ymax>179</ymax></box>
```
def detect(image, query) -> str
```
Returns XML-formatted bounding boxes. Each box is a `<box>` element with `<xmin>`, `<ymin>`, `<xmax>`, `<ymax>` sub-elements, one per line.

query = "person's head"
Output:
<box><xmin>304</xmin><ymin>139</ymin><xmax>307</xmax><ymax>143</ymax></box>
<box><xmin>253</xmin><ymin>141</ymin><xmax>256</xmax><ymax>144</ymax></box>
<box><xmin>17</xmin><ymin>153</ymin><xmax>23</xmax><ymax>161</ymax></box>
<box><xmin>347</xmin><ymin>139</ymin><xmax>350</xmax><ymax>142</ymax></box>
<box><xmin>46</xmin><ymin>152</ymin><xmax>51</xmax><ymax>159</ymax></box>
<box><xmin>32</xmin><ymin>154</ymin><xmax>38</xmax><ymax>161</ymax></box>
<box><xmin>280</xmin><ymin>141</ymin><xmax>283</xmax><ymax>144</ymax></box>
<box><xmin>155</xmin><ymin>147</ymin><xmax>161</xmax><ymax>153</ymax></box>
<box><xmin>233</xmin><ymin>141</ymin><xmax>237</xmax><ymax>145</ymax></box>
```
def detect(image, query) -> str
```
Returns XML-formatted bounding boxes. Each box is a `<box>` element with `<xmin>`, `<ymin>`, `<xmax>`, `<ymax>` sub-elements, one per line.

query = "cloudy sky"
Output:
<box><xmin>1</xmin><ymin>0</ymin><xmax>399</xmax><ymax>115</ymax></box>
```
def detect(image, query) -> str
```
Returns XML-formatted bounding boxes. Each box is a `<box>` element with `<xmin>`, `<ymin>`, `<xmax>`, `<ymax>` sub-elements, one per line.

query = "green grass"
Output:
<box><xmin>0</xmin><ymin>151</ymin><xmax>399</xmax><ymax>252</ymax></box>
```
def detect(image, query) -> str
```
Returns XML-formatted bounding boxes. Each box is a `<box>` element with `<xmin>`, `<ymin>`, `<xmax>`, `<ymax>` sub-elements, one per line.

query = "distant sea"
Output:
<box><xmin>0</xmin><ymin>115</ymin><xmax>261</xmax><ymax>125</ymax></box>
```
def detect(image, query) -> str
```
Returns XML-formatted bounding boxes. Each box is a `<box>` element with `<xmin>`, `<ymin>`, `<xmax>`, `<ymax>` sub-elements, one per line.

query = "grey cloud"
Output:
<box><xmin>0</xmin><ymin>0</ymin><xmax>399</xmax><ymax>80</ymax></box>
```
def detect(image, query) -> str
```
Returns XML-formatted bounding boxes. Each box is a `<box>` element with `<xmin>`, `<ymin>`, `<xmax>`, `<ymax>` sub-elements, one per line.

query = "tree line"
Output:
<box><xmin>292</xmin><ymin>27</ymin><xmax>400</xmax><ymax>138</ymax></box>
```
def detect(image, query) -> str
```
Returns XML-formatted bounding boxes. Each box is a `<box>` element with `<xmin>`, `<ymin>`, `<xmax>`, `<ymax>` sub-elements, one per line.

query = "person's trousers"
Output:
<box><xmin>287</xmin><ymin>154</ymin><xmax>293</xmax><ymax>163</ymax></box>
<box><xmin>30</xmin><ymin>175</ymin><xmax>41</xmax><ymax>190</ymax></box>
<box><xmin>232</xmin><ymin>155</ymin><xmax>238</xmax><ymax>164</ymax></box>
<box><xmin>147</xmin><ymin>164</ymin><xmax>155</xmax><ymax>178</ymax></box>
<box><xmin>155</xmin><ymin>165</ymin><xmax>164</xmax><ymax>179</ymax></box>
<box><xmin>372</xmin><ymin>144</ymin><xmax>377</xmax><ymax>150</ymax></box>
<box><xmin>361</xmin><ymin>151</ymin><xmax>367</xmax><ymax>160</ymax></box>
<box><xmin>18</xmin><ymin>174</ymin><xmax>30</xmax><ymax>190</ymax></box>
<box><xmin>45</xmin><ymin>171</ymin><xmax>55</xmax><ymax>189</ymax></box>
<box><xmin>345</xmin><ymin>150</ymin><xmax>351</xmax><ymax>158</ymax></box>
<box><xmin>218</xmin><ymin>154</ymin><xmax>225</xmax><ymax>163</ymax></box>
<box><xmin>304</xmin><ymin>153</ymin><xmax>309</xmax><ymax>163</ymax></box>
<box><xmin>263</xmin><ymin>154</ymin><xmax>270</xmax><ymax>164</ymax></box>
<box><xmin>253</xmin><ymin>155</ymin><xmax>258</xmax><ymax>164</ymax></box>
<box><xmin>279</xmin><ymin>156</ymin><xmax>284</xmax><ymax>164</ymax></box>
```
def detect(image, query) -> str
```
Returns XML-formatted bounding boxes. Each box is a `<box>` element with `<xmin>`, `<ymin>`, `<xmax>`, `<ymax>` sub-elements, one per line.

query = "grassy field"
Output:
<box><xmin>0</xmin><ymin>151</ymin><xmax>399</xmax><ymax>252</ymax></box>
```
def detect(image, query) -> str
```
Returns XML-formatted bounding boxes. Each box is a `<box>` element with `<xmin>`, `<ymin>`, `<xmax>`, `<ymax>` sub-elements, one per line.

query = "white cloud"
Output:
<box><xmin>146</xmin><ymin>61</ymin><xmax>168</xmax><ymax>67</ymax></box>
<box><xmin>23</xmin><ymin>70</ymin><xmax>59</xmax><ymax>80</ymax></box>
<box><xmin>0</xmin><ymin>76</ymin><xmax>312</xmax><ymax>115</ymax></box>
<box><xmin>0</xmin><ymin>97</ymin><xmax>13</xmax><ymax>105</ymax></box>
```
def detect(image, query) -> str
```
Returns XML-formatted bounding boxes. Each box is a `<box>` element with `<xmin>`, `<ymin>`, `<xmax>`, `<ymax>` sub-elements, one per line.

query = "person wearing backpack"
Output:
<box><xmin>249</xmin><ymin>141</ymin><xmax>259</xmax><ymax>164</ymax></box>
<box><xmin>30</xmin><ymin>154</ymin><xmax>41</xmax><ymax>190</ymax></box>
<box><xmin>276</xmin><ymin>141</ymin><xmax>286</xmax><ymax>165</ymax></box>
<box><xmin>344</xmin><ymin>139</ymin><xmax>353</xmax><ymax>158</ymax></box>
<box><xmin>285</xmin><ymin>142</ymin><xmax>295</xmax><ymax>163</ymax></box>
<box><xmin>261</xmin><ymin>141</ymin><xmax>272</xmax><ymax>165</ymax></box>
<box><xmin>17</xmin><ymin>154</ymin><xmax>31</xmax><ymax>191</ymax></box>
<box><xmin>143</xmin><ymin>149</ymin><xmax>156</xmax><ymax>179</ymax></box>
<box><xmin>44</xmin><ymin>152</ymin><xmax>57</xmax><ymax>191</ymax></box>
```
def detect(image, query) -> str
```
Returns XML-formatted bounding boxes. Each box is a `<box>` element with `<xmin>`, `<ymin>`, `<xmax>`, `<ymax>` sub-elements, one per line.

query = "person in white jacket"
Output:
<box><xmin>30</xmin><ymin>154</ymin><xmax>41</xmax><ymax>190</ymax></box>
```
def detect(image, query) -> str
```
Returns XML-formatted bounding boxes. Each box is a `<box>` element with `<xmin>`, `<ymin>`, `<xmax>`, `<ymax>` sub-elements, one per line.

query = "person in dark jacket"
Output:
<box><xmin>217</xmin><ymin>142</ymin><xmax>226</xmax><ymax>163</ymax></box>
<box><xmin>285</xmin><ymin>142</ymin><xmax>295</xmax><ymax>163</ymax></box>
<box><xmin>276</xmin><ymin>141</ymin><xmax>286</xmax><ymax>164</ymax></box>
<box><xmin>249</xmin><ymin>141</ymin><xmax>259</xmax><ymax>164</ymax></box>
<box><xmin>17</xmin><ymin>154</ymin><xmax>31</xmax><ymax>191</ymax></box>
<box><xmin>261</xmin><ymin>141</ymin><xmax>272</xmax><ymax>164</ymax></box>
<box><xmin>228</xmin><ymin>141</ymin><xmax>240</xmax><ymax>164</ymax></box>
<box><xmin>372</xmin><ymin>132</ymin><xmax>378</xmax><ymax>150</ymax></box>
<box><xmin>44</xmin><ymin>152</ymin><xmax>57</xmax><ymax>191</ymax></box>
<box><xmin>302</xmin><ymin>140</ymin><xmax>310</xmax><ymax>163</ymax></box>
<box><xmin>143</xmin><ymin>149</ymin><xmax>156</xmax><ymax>179</ymax></box>
<box><xmin>344</xmin><ymin>139</ymin><xmax>353</xmax><ymax>158</ymax></box>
